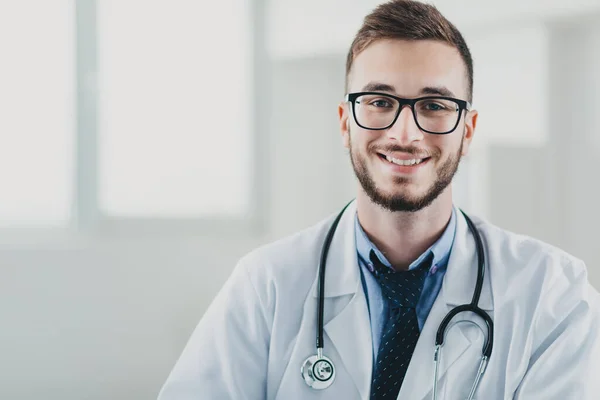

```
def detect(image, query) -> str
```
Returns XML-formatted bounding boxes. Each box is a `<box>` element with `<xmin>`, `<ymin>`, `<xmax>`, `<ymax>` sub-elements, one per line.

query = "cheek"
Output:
<box><xmin>433</xmin><ymin>135</ymin><xmax>462</xmax><ymax>159</ymax></box>
<box><xmin>349</xmin><ymin>128</ymin><xmax>375</xmax><ymax>153</ymax></box>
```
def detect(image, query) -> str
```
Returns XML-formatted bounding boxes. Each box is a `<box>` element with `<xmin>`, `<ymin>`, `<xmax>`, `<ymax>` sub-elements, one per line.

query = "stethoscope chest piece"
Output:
<box><xmin>301</xmin><ymin>353</ymin><xmax>336</xmax><ymax>389</ymax></box>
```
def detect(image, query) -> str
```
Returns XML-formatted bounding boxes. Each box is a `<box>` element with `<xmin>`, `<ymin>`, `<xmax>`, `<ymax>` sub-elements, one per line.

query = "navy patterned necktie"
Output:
<box><xmin>369</xmin><ymin>250</ymin><xmax>429</xmax><ymax>399</ymax></box>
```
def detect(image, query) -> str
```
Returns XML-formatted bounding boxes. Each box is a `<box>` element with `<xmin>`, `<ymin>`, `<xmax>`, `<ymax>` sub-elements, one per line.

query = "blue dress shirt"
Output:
<box><xmin>355</xmin><ymin>208</ymin><xmax>457</xmax><ymax>364</ymax></box>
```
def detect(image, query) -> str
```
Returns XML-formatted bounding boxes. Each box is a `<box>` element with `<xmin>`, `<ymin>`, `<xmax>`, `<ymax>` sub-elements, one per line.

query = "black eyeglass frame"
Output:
<box><xmin>345</xmin><ymin>91</ymin><xmax>472</xmax><ymax>135</ymax></box>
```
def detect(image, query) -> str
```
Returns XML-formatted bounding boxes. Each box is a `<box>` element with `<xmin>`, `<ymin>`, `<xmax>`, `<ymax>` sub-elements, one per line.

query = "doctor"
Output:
<box><xmin>158</xmin><ymin>0</ymin><xmax>600</xmax><ymax>399</ymax></box>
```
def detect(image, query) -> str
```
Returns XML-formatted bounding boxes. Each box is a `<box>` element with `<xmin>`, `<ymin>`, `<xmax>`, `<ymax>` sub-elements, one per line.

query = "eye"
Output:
<box><xmin>369</xmin><ymin>99</ymin><xmax>394</xmax><ymax>108</ymax></box>
<box><xmin>423</xmin><ymin>102</ymin><xmax>446</xmax><ymax>111</ymax></box>
<box><xmin>417</xmin><ymin>99</ymin><xmax>458</xmax><ymax>114</ymax></box>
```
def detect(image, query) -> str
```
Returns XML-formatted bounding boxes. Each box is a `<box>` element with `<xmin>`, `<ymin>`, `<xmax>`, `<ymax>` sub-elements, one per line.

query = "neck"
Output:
<box><xmin>356</xmin><ymin>187</ymin><xmax>454</xmax><ymax>271</ymax></box>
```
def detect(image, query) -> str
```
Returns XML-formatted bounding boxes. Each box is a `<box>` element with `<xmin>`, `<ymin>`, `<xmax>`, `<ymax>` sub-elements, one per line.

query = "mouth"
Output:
<box><xmin>377</xmin><ymin>153</ymin><xmax>431</xmax><ymax>167</ymax></box>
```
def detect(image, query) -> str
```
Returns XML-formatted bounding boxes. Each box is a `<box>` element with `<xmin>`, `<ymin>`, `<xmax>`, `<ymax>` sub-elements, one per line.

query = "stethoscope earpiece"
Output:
<box><xmin>301</xmin><ymin>351</ymin><xmax>335</xmax><ymax>389</ymax></box>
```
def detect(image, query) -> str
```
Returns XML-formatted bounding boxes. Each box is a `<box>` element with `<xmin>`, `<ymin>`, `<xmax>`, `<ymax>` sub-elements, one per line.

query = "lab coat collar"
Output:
<box><xmin>311</xmin><ymin>200</ymin><xmax>362</xmax><ymax>299</ymax></box>
<box><xmin>441</xmin><ymin>206</ymin><xmax>494</xmax><ymax>312</ymax></box>
<box><xmin>310</xmin><ymin>202</ymin><xmax>494</xmax><ymax>310</ymax></box>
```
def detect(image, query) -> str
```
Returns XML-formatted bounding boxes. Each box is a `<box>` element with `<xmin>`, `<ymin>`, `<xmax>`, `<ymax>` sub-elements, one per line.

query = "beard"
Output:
<box><xmin>349</xmin><ymin>131</ymin><xmax>464</xmax><ymax>213</ymax></box>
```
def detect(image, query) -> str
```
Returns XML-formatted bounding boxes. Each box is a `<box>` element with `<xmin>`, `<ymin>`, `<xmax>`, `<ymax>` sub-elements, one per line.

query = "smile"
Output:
<box><xmin>385</xmin><ymin>155</ymin><xmax>426</xmax><ymax>166</ymax></box>
<box><xmin>378</xmin><ymin>153</ymin><xmax>431</xmax><ymax>167</ymax></box>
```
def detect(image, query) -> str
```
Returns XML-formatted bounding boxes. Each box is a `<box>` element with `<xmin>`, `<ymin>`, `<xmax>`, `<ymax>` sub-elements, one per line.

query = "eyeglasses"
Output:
<box><xmin>345</xmin><ymin>92</ymin><xmax>471</xmax><ymax>134</ymax></box>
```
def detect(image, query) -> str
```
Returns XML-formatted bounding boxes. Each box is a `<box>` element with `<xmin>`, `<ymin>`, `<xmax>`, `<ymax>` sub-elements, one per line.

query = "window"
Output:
<box><xmin>0</xmin><ymin>1</ymin><xmax>75</xmax><ymax>226</ymax></box>
<box><xmin>97</xmin><ymin>1</ymin><xmax>253</xmax><ymax>218</ymax></box>
<box><xmin>0</xmin><ymin>0</ymin><xmax>256</xmax><ymax>232</ymax></box>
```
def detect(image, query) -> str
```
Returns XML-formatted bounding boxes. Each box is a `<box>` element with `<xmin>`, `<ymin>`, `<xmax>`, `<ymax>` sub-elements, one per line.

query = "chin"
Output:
<box><xmin>381</xmin><ymin>179</ymin><xmax>425</xmax><ymax>195</ymax></box>
<box><xmin>367</xmin><ymin>180</ymin><xmax>440</xmax><ymax>211</ymax></box>
<box><xmin>377</xmin><ymin>187</ymin><xmax>424</xmax><ymax>202</ymax></box>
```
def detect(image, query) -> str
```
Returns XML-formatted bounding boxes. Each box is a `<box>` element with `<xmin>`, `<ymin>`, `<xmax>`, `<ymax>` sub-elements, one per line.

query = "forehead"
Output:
<box><xmin>349</xmin><ymin>39</ymin><xmax>469</xmax><ymax>100</ymax></box>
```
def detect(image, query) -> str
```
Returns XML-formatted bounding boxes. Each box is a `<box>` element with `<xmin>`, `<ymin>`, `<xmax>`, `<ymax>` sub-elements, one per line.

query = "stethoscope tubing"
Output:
<box><xmin>316</xmin><ymin>201</ymin><xmax>353</xmax><ymax>350</ymax></box>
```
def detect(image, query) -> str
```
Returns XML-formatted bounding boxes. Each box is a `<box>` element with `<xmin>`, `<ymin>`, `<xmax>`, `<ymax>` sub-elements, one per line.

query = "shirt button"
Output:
<box><xmin>431</xmin><ymin>265</ymin><xmax>438</xmax><ymax>274</ymax></box>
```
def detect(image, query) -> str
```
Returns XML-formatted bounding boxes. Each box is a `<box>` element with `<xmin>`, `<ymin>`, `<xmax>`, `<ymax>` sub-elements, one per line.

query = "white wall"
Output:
<box><xmin>268</xmin><ymin>0</ymin><xmax>600</xmax><ymax>58</ymax></box>
<box><xmin>549</xmin><ymin>17</ymin><xmax>600</xmax><ymax>287</ymax></box>
<box><xmin>2</xmin><ymin>5</ymin><xmax>600</xmax><ymax>400</ymax></box>
<box><xmin>0</xmin><ymin>240</ymin><xmax>251</xmax><ymax>399</ymax></box>
<box><xmin>267</xmin><ymin>56</ymin><xmax>353</xmax><ymax>237</ymax></box>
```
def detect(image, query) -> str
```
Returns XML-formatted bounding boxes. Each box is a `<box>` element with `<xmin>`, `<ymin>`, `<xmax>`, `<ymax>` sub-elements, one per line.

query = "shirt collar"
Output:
<box><xmin>355</xmin><ymin>207</ymin><xmax>457</xmax><ymax>273</ymax></box>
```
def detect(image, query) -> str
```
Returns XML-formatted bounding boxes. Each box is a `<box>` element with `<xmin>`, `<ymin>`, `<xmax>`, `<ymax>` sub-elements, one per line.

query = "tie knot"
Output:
<box><xmin>369</xmin><ymin>250</ymin><xmax>429</xmax><ymax>308</ymax></box>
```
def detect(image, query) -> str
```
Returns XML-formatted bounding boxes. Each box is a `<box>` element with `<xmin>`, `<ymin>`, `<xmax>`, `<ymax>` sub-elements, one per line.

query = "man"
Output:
<box><xmin>158</xmin><ymin>1</ymin><xmax>600</xmax><ymax>399</ymax></box>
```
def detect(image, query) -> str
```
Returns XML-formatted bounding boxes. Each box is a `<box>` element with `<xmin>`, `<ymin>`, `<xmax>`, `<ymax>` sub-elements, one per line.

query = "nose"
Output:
<box><xmin>385</xmin><ymin>105</ymin><xmax>424</xmax><ymax>145</ymax></box>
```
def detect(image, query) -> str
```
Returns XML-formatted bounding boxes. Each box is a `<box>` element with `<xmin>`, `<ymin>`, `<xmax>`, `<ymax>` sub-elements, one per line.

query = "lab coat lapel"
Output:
<box><xmin>311</xmin><ymin>201</ymin><xmax>373</xmax><ymax>399</ymax></box>
<box><xmin>323</xmin><ymin>282</ymin><xmax>372</xmax><ymax>399</ymax></box>
<box><xmin>398</xmin><ymin>208</ymin><xmax>494</xmax><ymax>400</ymax></box>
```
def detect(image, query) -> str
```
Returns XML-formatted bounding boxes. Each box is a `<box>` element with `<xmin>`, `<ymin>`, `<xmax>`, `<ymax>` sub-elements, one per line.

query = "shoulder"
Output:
<box><xmin>233</xmin><ymin>210</ymin><xmax>340</xmax><ymax>300</ymax></box>
<box><xmin>467</xmin><ymin>215</ymin><xmax>600</xmax><ymax>361</ymax></box>
<box><xmin>470</xmin><ymin>214</ymin><xmax>599</xmax><ymax>322</ymax></box>
<box><xmin>471</xmin><ymin>214</ymin><xmax>589</xmax><ymax>289</ymax></box>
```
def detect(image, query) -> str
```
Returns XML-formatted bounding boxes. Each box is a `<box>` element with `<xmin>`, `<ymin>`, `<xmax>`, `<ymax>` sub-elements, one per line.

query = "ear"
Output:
<box><xmin>461</xmin><ymin>109</ymin><xmax>478</xmax><ymax>157</ymax></box>
<box><xmin>338</xmin><ymin>102</ymin><xmax>351</xmax><ymax>149</ymax></box>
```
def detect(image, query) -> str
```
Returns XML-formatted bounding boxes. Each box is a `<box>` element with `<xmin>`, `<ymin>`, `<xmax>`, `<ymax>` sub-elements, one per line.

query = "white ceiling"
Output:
<box><xmin>267</xmin><ymin>0</ymin><xmax>600</xmax><ymax>58</ymax></box>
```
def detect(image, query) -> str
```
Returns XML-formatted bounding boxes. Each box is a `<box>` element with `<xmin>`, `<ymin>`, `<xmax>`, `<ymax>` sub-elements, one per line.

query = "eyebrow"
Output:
<box><xmin>361</xmin><ymin>82</ymin><xmax>396</xmax><ymax>92</ymax></box>
<box><xmin>359</xmin><ymin>82</ymin><xmax>456</xmax><ymax>98</ymax></box>
<box><xmin>419</xmin><ymin>86</ymin><xmax>456</xmax><ymax>97</ymax></box>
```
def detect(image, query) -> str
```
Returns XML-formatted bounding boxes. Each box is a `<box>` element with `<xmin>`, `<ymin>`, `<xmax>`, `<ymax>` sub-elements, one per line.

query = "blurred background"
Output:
<box><xmin>1</xmin><ymin>0</ymin><xmax>599</xmax><ymax>398</ymax></box>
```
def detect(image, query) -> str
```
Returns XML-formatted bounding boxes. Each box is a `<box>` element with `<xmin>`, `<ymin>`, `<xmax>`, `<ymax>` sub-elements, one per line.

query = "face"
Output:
<box><xmin>339</xmin><ymin>39</ymin><xmax>477</xmax><ymax>212</ymax></box>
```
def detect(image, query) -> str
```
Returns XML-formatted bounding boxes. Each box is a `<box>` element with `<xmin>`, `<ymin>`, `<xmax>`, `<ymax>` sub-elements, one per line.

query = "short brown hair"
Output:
<box><xmin>345</xmin><ymin>0</ymin><xmax>474</xmax><ymax>102</ymax></box>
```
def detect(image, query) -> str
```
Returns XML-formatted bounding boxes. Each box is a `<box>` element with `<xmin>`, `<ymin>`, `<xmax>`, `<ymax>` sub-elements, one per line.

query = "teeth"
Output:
<box><xmin>385</xmin><ymin>155</ymin><xmax>425</xmax><ymax>166</ymax></box>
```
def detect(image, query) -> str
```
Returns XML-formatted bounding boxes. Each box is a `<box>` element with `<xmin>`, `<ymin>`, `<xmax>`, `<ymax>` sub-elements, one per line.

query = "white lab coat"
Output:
<box><xmin>158</xmin><ymin>202</ymin><xmax>600</xmax><ymax>399</ymax></box>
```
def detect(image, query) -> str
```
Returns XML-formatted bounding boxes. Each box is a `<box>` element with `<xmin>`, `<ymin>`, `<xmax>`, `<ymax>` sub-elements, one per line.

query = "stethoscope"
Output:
<box><xmin>301</xmin><ymin>202</ymin><xmax>494</xmax><ymax>400</ymax></box>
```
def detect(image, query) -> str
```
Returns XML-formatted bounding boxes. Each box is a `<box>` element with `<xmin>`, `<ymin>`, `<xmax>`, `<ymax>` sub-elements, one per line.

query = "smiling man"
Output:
<box><xmin>158</xmin><ymin>1</ymin><xmax>600</xmax><ymax>399</ymax></box>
